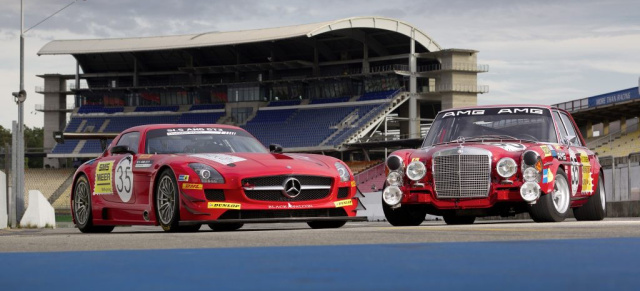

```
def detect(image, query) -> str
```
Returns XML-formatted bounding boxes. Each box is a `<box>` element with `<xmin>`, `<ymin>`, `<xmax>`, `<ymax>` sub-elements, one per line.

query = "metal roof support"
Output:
<box><xmin>409</xmin><ymin>29</ymin><xmax>418</xmax><ymax>139</ymax></box>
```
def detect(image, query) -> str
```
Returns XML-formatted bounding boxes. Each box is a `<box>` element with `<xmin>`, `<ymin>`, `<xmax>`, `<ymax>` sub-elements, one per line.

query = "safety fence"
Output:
<box><xmin>600</xmin><ymin>152</ymin><xmax>640</xmax><ymax>202</ymax></box>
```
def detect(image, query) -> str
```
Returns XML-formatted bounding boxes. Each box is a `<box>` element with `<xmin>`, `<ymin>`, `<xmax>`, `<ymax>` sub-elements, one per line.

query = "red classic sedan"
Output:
<box><xmin>382</xmin><ymin>105</ymin><xmax>606</xmax><ymax>225</ymax></box>
<box><xmin>70</xmin><ymin>124</ymin><xmax>364</xmax><ymax>233</ymax></box>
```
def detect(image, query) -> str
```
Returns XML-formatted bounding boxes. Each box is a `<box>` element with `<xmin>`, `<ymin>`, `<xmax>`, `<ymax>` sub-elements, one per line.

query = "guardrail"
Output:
<box><xmin>34</xmin><ymin>104</ymin><xmax>76</xmax><ymax>111</ymax></box>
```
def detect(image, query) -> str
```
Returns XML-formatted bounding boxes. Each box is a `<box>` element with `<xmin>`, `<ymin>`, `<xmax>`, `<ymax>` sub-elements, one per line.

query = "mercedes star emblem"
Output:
<box><xmin>282</xmin><ymin>177</ymin><xmax>302</xmax><ymax>198</ymax></box>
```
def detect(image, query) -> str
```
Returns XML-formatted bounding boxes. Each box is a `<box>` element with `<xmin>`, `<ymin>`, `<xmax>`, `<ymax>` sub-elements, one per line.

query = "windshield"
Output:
<box><xmin>145</xmin><ymin>127</ymin><xmax>268</xmax><ymax>154</ymax></box>
<box><xmin>421</xmin><ymin>107</ymin><xmax>558</xmax><ymax>147</ymax></box>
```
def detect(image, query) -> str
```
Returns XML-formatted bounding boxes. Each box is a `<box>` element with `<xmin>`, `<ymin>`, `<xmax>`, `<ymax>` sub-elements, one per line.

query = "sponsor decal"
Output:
<box><xmin>568</xmin><ymin>149</ymin><xmax>579</xmax><ymax>196</ymax></box>
<box><xmin>578</xmin><ymin>150</ymin><xmax>594</xmax><ymax>194</ymax></box>
<box><xmin>190</xmin><ymin>153</ymin><xmax>246</xmax><ymax>165</ymax></box>
<box><xmin>182</xmin><ymin>183</ymin><xmax>203</xmax><ymax>190</ymax></box>
<box><xmin>334</xmin><ymin>199</ymin><xmax>353</xmax><ymax>208</ymax></box>
<box><xmin>167</xmin><ymin>127</ymin><xmax>237</xmax><ymax>136</ymax></box>
<box><xmin>268</xmin><ymin>203</ymin><xmax>314</xmax><ymax>209</ymax></box>
<box><xmin>138</xmin><ymin>154</ymin><xmax>153</xmax><ymax>159</ymax></box>
<box><xmin>134</xmin><ymin>160</ymin><xmax>153</xmax><ymax>168</ymax></box>
<box><xmin>350</xmin><ymin>181</ymin><xmax>356</xmax><ymax>187</ymax></box>
<box><xmin>557</xmin><ymin>151</ymin><xmax>567</xmax><ymax>161</ymax></box>
<box><xmin>94</xmin><ymin>161</ymin><xmax>114</xmax><ymax>195</ymax></box>
<box><xmin>540</xmin><ymin>145</ymin><xmax>557</xmax><ymax>158</ymax></box>
<box><xmin>178</xmin><ymin>175</ymin><xmax>189</xmax><ymax>182</ymax></box>
<box><xmin>490</xmin><ymin>143</ymin><xmax>526</xmax><ymax>152</ymax></box>
<box><xmin>496</xmin><ymin>108</ymin><xmax>544</xmax><ymax>115</ymax></box>
<box><xmin>441</xmin><ymin>107</ymin><xmax>548</xmax><ymax>118</ymax></box>
<box><xmin>442</xmin><ymin>110</ymin><xmax>485</xmax><ymax>118</ymax></box>
<box><xmin>115</xmin><ymin>155</ymin><xmax>134</xmax><ymax>202</ymax></box>
<box><xmin>542</xmin><ymin>168</ymin><xmax>554</xmax><ymax>184</ymax></box>
<box><xmin>411</xmin><ymin>157</ymin><xmax>420</xmax><ymax>162</ymax></box>
<box><xmin>207</xmin><ymin>202</ymin><xmax>241</xmax><ymax>209</ymax></box>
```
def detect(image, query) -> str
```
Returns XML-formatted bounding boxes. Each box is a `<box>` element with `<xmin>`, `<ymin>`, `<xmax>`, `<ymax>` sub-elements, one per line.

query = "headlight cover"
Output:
<box><xmin>386</xmin><ymin>171</ymin><xmax>403</xmax><ymax>186</ymax></box>
<box><xmin>335</xmin><ymin>162</ymin><xmax>351</xmax><ymax>182</ymax></box>
<box><xmin>497</xmin><ymin>158</ymin><xmax>517</xmax><ymax>178</ymax></box>
<box><xmin>406</xmin><ymin>161</ymin><xmax>426</xmax><ymax>181</ymax></box>
<box><xmin>523</xmin><ymin>167</ymin><xmax>539</xmax><ymax>182</ymax></box>
<box><xmin>383</xmin><ymin>185</ymin><xmax>403</xmax><ymax>206</ymax></box>
<box><xmin>189</xmin><ymin>163</ymin><xmax>224</xmax><ymax>183</ymax></box>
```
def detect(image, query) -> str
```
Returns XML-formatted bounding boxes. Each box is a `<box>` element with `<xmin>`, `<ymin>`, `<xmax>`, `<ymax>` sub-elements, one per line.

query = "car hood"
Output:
<box><xmin>182</xmin><ymin>152</ymin><xmax>334</xmax><ymax>176</ymax></box>
<box><xmin>416</xmin><ymin>141</ymin><xmax>542</xmax><ymax>161</ymax></box>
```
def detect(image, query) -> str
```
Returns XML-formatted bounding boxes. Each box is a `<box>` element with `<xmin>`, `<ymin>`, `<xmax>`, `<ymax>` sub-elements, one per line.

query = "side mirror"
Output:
<box><xmin>111</xmin><ymin>145</ymin><xmax>136</xmax><ymax>155</ymax></box>
<box><xmin>563</xmin><ymin>135</ymin><xmax>577</xmax><ymax>146</ymax></box>
<box><xmin>269</xmin><ymin>144</ymin><xmax>283</xmax><ymax>154</ymax></box>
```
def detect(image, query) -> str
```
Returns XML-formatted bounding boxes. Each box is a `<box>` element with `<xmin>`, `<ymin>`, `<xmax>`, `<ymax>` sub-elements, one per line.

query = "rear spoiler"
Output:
<box><xmin>53</xmin><ymin>131</ymin><xmax>119</xmax><ymax>151</ymax></box>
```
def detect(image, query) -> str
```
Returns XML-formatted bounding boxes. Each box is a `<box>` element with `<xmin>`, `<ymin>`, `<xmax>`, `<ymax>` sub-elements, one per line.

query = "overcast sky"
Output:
<box><xmin>1</xmin><ymin>0</ymin><xmax>639</xmax><ymax>129</ymax></box>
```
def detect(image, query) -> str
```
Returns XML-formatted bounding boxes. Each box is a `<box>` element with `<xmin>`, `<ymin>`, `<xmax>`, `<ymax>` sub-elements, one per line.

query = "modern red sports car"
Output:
<box><xmin>70</xmin><ymin>124</ymin><xmax>364</xmax><ymax>233</ymax></box>
<box><xmin>382</xmin><ymin>105</ymin><xmax>606</xmax><ymax>225</ymax></box>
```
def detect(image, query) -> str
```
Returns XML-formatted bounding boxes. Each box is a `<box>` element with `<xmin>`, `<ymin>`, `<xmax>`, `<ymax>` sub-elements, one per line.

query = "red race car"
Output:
<box><xmin>382</xmin><ymin>105</ymin><xmax>606</xmax><ymax>225</ymax></box>
<box><xmin>70</xmin><ymin>124</ymin><xmax>364</xmax><ymax>233</ymax></box>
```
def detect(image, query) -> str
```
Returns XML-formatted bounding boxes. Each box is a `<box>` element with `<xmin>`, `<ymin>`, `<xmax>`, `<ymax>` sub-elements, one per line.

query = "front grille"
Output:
<box><xmin>433</xmin><ymin>154</ymin><xmax>491</xmax><ymax>198</ymax></box>
<box><xmin>218</xmin><ymin>208</ymin><xmax>348</xmax><ymax>220</ymax></box>
<box><xmin>337</xmin><ymin>187</ymin><xmax>349</xmax><ymax>198</ymax></box>
<box><xmin>245</xmin><ymin>189</ymin><xmax>330</xmax><ymax>202</ymax></box>
<box><xmin>242</xmin><ymin>175</ymin><xmax>333</xmax><ymax>187</ymax></box>
<box><xmin>205</xmin><ymin>189</ymin><xmax>225</xmax><ymax>201</ymax></box>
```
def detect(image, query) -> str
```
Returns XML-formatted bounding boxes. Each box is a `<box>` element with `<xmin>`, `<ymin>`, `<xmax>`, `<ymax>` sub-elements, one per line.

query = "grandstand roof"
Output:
<box><xmin>38</xmin><ymin>16</ymin><xmax>442</xmax><ymax>55</ymax></box>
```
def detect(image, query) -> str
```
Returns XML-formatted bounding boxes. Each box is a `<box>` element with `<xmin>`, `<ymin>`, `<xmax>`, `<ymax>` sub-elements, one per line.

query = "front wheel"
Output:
<box><xmin>573</xmin><ymin>172</ymin><xmax>606</xmax><ymax>220</ymax></box>
<box><xmin>382</xmin><ymin>195</ymin><xmax>427</xmax><ymax>226</ymax></box>
<box><xmin>156</xmin><ymin>169</ymin><xmax>181</xmax><ymax>232</ymax></box>
<box><xmin>73</xmin><ymin>175</ymin><xmax>115</xmax><ymax>233</ymax></box>
<box><xmin>307</xmin><ymin>221</ymin><xmax>347</xmax><ymax>229</ymax></box>
<box><xmin>529</xmin><ymin>168</ymin><xmax>570</xmax><ymax>222</ymax></box>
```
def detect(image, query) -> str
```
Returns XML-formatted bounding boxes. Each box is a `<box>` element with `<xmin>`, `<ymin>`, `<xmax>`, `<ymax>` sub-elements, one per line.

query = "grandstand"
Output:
<box><xmin>555</xmin><ymin>86</ymin><xmax>640</xmax><ymax>158</ymax></box>
<box><xmin>36</xmin><ymin>16</ymin><xmax>487</xmax><ymax>167</ymax></box>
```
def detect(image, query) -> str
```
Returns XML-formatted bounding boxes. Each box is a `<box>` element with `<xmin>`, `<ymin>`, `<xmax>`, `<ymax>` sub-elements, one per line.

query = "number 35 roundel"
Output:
<box><xmin>115</xmin><ymin>155</ymin><xmax>134</xmax><ymax>202</ymax></box>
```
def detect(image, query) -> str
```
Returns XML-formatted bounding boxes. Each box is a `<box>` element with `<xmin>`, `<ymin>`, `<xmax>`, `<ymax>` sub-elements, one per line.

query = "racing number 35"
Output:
<box><xmin>115</xmin><ymin>156</ymin><xmax>134</xmax><ymax>202</ymax></box>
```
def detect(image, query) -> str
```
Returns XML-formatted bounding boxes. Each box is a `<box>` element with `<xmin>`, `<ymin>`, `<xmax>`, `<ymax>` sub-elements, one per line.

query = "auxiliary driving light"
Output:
<box><xmin>383</xmin><ymin>185</ymin><xmax>403</xmax><ymax>206</ymax></box>
<box><xmin>523</xmin><ymin>167</ymin><xmax>539</xmax><ymax>182</ymax></box>
<box><xmin>520</xmin><ymin>182</ymin><xmax>541</xmax><ymax>202</ymax></box>
<box><xmin>386</xmin><ymin>171</ymin><xmax>403</xmax><ymax>186</ymax></box>
<box><xmin>406</xmin><ymin>161</ymin><xmax>426</xmax><ymax>181</ymax></box>
<box><xmin>497</xmin><ymin>158</ymin><xmax>518</xmax><ymax>178</ymax></box>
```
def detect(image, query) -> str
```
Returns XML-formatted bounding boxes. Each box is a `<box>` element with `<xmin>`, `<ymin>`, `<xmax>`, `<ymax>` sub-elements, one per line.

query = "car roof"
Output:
<box><xmin>124</xmin><ymin>124</ymin><xmax>245</xmax><ymax>132</ymax></box>
<box><xmin>439</xmin><ymin>104</ymin><xmax>554</xmax><ymax>112</ymax></box>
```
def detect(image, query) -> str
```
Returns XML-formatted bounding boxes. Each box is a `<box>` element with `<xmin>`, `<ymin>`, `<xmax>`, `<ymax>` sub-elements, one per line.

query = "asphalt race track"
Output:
<box><xmin>1</xmin><ymin>218</ymin><xmax>640</xmax><ymax>290</ymax></box>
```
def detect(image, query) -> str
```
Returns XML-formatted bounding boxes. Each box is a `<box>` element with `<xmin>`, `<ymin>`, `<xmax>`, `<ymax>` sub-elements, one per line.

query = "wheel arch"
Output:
<box><xmin>70</xmin><ymin>171</ymin><xmax>90</xmax><ymax>224</ymax></box>
<box><xmin>150</xmin><ymin>165</ymin><xmax>177</xmax><ymax>224</ymax></box>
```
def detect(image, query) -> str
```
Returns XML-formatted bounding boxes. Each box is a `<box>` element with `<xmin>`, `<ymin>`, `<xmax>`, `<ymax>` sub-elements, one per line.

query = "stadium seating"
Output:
<box><xmin>310</xmin><ymin>97</ymin><xmax>351</xmax><ymax>104</ymax></box>
<box><xmin>594</xmin><ymin>129</ymin><xmax>640</xmax><ymax>157</ymax></box>
<box><xmin>357</xmin><ymin>89</ymin><xmax>399</xmax><ymax>101</ymax></box>
<box><xmin>77</xmin><ymin>105</ymin><xmax>124</xmax><ymax>114</ymax></box>
<box><xmin>189</xmin><ymin>104</ymin><xmax>225</xmax><ymax>111</ymax></box>
<box><xmin>134</xmin><ymin>105</ymin><xmax>179</xmax><ymax>112</ymax></box>
<box><xmin>267</xmin><ymin>99</ymin><xmax>301</xmax><ymax>107</ymax></box>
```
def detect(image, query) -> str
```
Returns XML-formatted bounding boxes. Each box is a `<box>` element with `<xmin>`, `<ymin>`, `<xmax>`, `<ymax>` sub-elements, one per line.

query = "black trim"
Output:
<box><xmin>179</xmin><ymin>216</ymin><xmax>367</xmax><ymax>226</ymax></box>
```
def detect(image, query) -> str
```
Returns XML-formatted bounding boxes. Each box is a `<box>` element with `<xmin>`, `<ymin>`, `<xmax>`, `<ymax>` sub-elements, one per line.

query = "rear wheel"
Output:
<box><xmin>573</xmin><ymin>172</ymin><xmax>606</xmax><ymax>221</ymax></box>
<box><xmin>529</xmin><ymin>169</ymin><xmax>570</xmax><ymax>222</ymax></box>
<box><xmin>382</xmin><ymin>195</ymin><xmax>427</xmax><ymax>226</ymax></box>
<box><xmin>307</xmin><ymin>221</ymin><xmax>347</xmax><ymax>229</ymax></box>
<box><xmin>443</xmin><ymin>215</ymin><xmax>476</xmax><ymax>225</ymax></box>
<box><xmin>73</xmin><ymin>175</ymin><xmax>114</xmax><ymax>233</ymax></box>
<box><xmin>156</xmin><ymin>169</ymin><xmax>181</xmax><ymax>232</ymax></box>
<box><xmin>208</xmin><ymin>223</ymin><xmax>244</xmax><ymax>232</ymax></box>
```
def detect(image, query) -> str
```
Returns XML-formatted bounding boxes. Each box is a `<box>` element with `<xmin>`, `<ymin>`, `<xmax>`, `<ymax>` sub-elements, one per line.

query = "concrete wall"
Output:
<box><xmin>0</xmin><ymin>171</ymin><xmax>7</xmax><ymax>228</ymax></box>
<box><xmin>42</xmin><ymin>75</ymin><xmax>68</xmax><ymax>168</ymax></box>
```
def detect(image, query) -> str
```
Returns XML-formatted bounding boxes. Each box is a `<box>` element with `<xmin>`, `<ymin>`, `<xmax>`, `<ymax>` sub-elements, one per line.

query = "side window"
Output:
<box><xmin>559</xmin><ymin>113</ymin><xmax>583</xmax><ymax>146</ymax></box>
<box><xmin>116</xmin><ymin>132</ymin><xmax>140</xmax><ymax>153</ymax></box>
<box><xmin>553</xmin><ymin>111</ymin><xmax>568</xmax><ymax>141</ymax></box>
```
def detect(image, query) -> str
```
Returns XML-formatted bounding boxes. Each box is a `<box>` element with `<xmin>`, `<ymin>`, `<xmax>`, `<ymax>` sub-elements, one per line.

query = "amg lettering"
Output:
<box><xmin>442</xmin><ymin>110</ymin><xmax>485</xmax><ymax>118</ymax></box>
<box><xmin>498</xmin><ymin>108</ymin><xmax>544</xmax><ymax>114</ymax></box>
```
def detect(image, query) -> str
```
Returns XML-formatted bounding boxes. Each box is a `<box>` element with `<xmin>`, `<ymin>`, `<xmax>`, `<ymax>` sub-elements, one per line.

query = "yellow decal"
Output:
<box><xmin>553</xmin><ymin>145</ymin><xmax>563</xmax><ymax>150</ymax></box>
<box><xmin>540</xmin><ymin>145</ymin><xmax>552</xmax><ymax>157</ymax></box>
<box><xmin>182</xmin><ymin>183</ymin><xmax>203</xmax><ymax>190</ymax></box>
<box><xmin>138</xmin><ymin>154</ymin><xmax>153</xmax><ymax>159</ymax></box>
<box><xmin>334</xmin><ymin>199</ymin><xmax>353</xmax><ymax>208</ymax></box>
<box><xmin>411</xmin><ymin>157</ymin><xmax>420</xmax><ymax>162</ymax></box>
<box><xmin>208</xmin><ymin>202</ymin><xmax>241</xmax><ymax>209</ymax></box>
<box><xmin>350</xmin><ymin>181</ymin><xmax>356</xmax><ymax>187</ymax></box>
<box><xmin>94</xmin><ymin>161</ymin><xmax>114</xmax><ymax>195</ymax></box>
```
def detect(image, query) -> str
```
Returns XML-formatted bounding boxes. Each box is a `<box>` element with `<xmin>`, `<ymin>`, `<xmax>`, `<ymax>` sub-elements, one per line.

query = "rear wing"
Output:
<box><xmin>53</xmin><ymin>131</ymin><xmax>119</xmax><ymax>152</ymax></box>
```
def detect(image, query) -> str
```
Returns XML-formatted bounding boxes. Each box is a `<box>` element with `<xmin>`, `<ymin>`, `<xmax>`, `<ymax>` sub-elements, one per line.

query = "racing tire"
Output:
<box><xmin>529</xmin><ymin>169</ymin><xmax>571</xmax><ymax>222</ymax></box>
<box><xmin>443</xmin><ymin>215</ymin><xmax>476</xmax><ymax>225</ymax></box>
<box><xmin>573</xmin><ymin>172</ymin><xmax>606</xmax><ymax>221</ymax></box>
<box><xmin>73</xmin><ymin>175</ymin><xmax>115</xmax><ymax>233</ymax></box>
<box><xmin>155</xmin><ymin>169</ymin><xmax>181</xmax><ymax>232</ymax></box>
<box><xmin>382</xmin><ymin>198</ymin><xmax>427</xmax><ymax>226</ymax></box>
<box><xmin>307</xmin><ymin>221</ymin><xmax>347</xmax><ymax>229</ymax></box>
<box><xmin>208</xmin><ymin>223</ymin><xmax>244</xmax><ymax>232</ymax></box>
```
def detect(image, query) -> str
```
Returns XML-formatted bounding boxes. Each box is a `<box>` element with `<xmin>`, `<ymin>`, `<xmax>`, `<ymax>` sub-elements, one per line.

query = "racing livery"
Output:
<box><xmin>71</xmin><ymin>124</ymin><xmax>364</xmax><ymax>233</ymax></box>
<box><xmin>382</xmin><ymin>105</ymin><xmax>606</xmax><ymax>225</ymax></box>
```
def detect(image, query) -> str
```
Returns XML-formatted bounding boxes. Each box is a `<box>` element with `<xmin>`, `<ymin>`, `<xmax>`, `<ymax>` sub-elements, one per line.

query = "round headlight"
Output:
<box><xmin>520</xmin><ymin>182</ymin><xmax>541</xmax><ymax>202</ymax></box>
<box><xmin>201</xmin><ymin>169</ymin><xmax>211</xmax><ymax>180</ymax></box>
<box><xmin>523</xmin><ymin>167</ymin><xmax>539</xmax><ymax>182</ymax></box>
<box><xmin>386</xmin><ymin>171</ymin><xmax>403</xmax><ymax>186</ymax></box>
<box><xmin>406</xmin><ymin>161</ymin><xmax>426</xmax><ymax>181</ymax></box>
<box><xmin>497</xmin><ymin>158</ymin><xmax>517</xmax><ymax>178</ymax></box>
<box><xmin>387</xmin><ymin>155</ymin><xmax>403</xmax><ymax>171</ymax></box>
<box><xmin>383</xmin><ymin>185</ymin><xmax>403</xmax><ymax>206</ymax></box>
